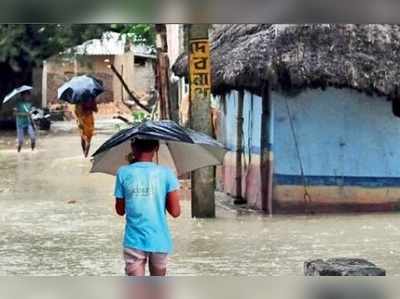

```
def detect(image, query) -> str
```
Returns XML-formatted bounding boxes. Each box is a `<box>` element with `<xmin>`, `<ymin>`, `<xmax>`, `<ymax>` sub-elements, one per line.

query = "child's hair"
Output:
<box><xmin>131</xmin><ymin>138</ymin><xmax>159</xmax><ymax>153</ymax></box>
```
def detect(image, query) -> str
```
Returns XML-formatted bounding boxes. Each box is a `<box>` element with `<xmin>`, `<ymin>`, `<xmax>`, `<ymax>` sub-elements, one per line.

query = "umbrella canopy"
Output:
<box><xmin>91</xmin><ymin>120</ymin><xmax>227</xmax><ymax>176</ymax></box>
<box><xmin>3</xmin><ymin>85</ymin><xmax>32</xmax><ymax>104</ymax></box>
<box><xmin>57</xmin><ymin>75</ymin><xmax>104</xmax><ymax>104</ymax></box>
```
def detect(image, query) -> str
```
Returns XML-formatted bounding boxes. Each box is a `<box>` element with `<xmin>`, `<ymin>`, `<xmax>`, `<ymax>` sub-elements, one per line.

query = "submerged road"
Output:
<box><xmin>0</xmin><ymin>120</ymin><xmax>400</xmax><ymax>275</ymax></box>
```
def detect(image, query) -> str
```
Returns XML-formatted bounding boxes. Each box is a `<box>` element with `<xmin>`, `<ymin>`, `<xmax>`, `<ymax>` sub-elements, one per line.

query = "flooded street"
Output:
<box><xmin>1</xmin><ymin>120</ymin><xmax>400</xmax><ymax>276</ymax></box>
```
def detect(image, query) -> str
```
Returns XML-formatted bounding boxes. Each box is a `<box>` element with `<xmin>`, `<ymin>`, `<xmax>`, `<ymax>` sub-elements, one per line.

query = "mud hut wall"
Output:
<box><xmin>45</xmin><ymin>55</ymin><xmax>114</xmax><ymax>106</ymax></box>
<box><xmin>272</xmin><ymin>87</ymin><xmax>400</xmax><ymax>213</ymax></box>
<box><xmin>132</xmin><ymin>58</ymin><xmax>155</xmax><ymax>96</ymax></box>
<box><xmin>81</xmin><ymin>55</ymin><xmax>113</xmax><ymax>104</ymax></box>
<box><xmin>113</xmin><ymin>53</ymin><xmax>135</xmax><ymax>107</ymax></box>
<box><xmin>45</xmin><ymin>58</ymin><xmax>74</xmax><ymax>106</ymax></box>
<box><xmin>216</xmin><ymin>89</ymin><xmax>263</xmax><ymax>209</ymax></box>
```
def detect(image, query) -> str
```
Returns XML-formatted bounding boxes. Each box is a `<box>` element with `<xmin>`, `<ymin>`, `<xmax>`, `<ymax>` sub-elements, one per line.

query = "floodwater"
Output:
<box><xmin>1</xmin><ymin>120</ymin><xmax>400</xmax><ymax>276</ymax></box>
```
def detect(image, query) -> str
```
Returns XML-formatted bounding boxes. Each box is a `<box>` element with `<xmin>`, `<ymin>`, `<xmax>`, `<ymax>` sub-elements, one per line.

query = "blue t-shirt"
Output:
<box><xmin>114</xmin><ymin>162</ymin><xmax>180</xmax><ymax>253</ymax></box>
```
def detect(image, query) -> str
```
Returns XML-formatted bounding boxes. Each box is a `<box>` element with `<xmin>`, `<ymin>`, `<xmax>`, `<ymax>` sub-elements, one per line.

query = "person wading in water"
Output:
<box><xmin>15</xmin><ymin>90</ymin><xmax>36</xmax><ymax>152</ymax></box>
<box><xmin>75</xmin><ymin>97</ymin><xmax>98</xmax><ymax>158</ymax></box>
<box><xmin>114</xmin><ymin>139</ymin><xmax>181</xmax><ymax>276</ymax></box>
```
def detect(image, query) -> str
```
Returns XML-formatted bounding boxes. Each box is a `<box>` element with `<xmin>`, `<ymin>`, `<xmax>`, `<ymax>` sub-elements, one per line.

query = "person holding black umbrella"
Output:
<box><xmin>90</xmin><ymin>120</ymin><xmax>227</xmax><ymax>276</ymax></box>
<box><xmin>57</xmin><ymin>75</ymin><xmax>103</xmax><ymax>158</ymax></box>
<box><xmin>114</xmin><ymin>138</ymin><xmax>181</xmax><ymax>276</ymax></box>
<box><xmin>75</xmin><ymin>96</ymin><xmax>98</xmax><ymax>157</ymax></box>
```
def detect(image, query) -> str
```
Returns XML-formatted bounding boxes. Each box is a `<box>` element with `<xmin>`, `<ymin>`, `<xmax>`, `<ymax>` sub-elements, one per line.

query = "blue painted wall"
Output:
<box><xmin>217</xmin><ymin>90</ymin><xmax>262</xmax><ymax>154</ymax></box>
<box><xmin>215</xmin><ymin>90</ymin><xmax>263</xmax><ymax>205</ymax></box>
<box><xmin>273</xmin><ymin>88</ymin><xmax>400</xmax><ymax>179</ymax></box>
<box><xmin>243</xmin><ymin>91</ymin><xmax>262</xmax><ymax>154</ymax></box>
<box><xmin>224</xmin><ymin>90</ymin><xmax>238</xmax><ymax>151</ymax></box>
<box><xmin>216</xmin><ymin>87</ymin><xmax>400</xmax><ymax>211</ymax></box>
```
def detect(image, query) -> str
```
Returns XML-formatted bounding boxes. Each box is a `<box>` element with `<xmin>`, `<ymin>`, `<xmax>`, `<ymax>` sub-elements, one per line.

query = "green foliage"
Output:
<box><xmin>0</xmin><ymin>23</ymin><xmax>156</xmax><ymax>100</ymax></box>
<box><xmin>0</xmin><ymin>24</ymin><xmax>155</xmax><ymax>73</ymax></box>
<box><xmin>113</xmin><ymin>111</ymin><xmax>151</xmax><ymax>132</ymax></box>
<box><xmin>0</xmin><ymin>24</ymin><xmax>111</xmax><ymax>71</ymax></box>
<box><xmin>132</xmin><ymin>111</ymin><xmax>150</xmax><ymax>122</ymax></box>
<box><xmin>112</xmin><ymin>24</ymin><xmax>155</xmax><ymax>49</ymax></box>
<box><xmin>114</xmin><ymin>123</ymin><xmax>128</xmax><ymax>132</ymax></box>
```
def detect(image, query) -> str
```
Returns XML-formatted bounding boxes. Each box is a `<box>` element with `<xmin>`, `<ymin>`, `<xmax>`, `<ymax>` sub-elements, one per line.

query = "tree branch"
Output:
<box><xmin>107</xmin><ymin>63</ymin><xmax>152</xmax><ymax>113</ymax></box>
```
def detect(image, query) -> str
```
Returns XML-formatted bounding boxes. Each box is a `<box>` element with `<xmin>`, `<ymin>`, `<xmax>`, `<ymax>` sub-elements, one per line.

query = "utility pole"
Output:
<box><xmin>155</xmin><ymin>24</ymin><xmax>170</xmax><ymax>119</ymax></box>
<box><xmin>188</xmin><ymin>24</ymin><xmax>215</xmax><ymax>218</ymax></box>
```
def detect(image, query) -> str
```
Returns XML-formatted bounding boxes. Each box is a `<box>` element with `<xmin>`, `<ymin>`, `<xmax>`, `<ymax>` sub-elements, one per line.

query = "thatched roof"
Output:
<box><xmin>172</xmin><ymin>24</ymin><xmax>400</xmax><ymax>98</ymax></box>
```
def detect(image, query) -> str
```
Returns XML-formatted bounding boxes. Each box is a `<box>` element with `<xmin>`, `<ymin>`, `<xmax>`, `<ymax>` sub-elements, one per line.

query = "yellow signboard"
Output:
<box><xmin>189</xmin><ymin>39</ymin><xmax>211</xmax><ymax>99</ymax></box>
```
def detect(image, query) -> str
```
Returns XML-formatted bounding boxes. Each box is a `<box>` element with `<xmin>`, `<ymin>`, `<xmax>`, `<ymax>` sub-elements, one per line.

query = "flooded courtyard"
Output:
<box><xmin>1</xmin><ymin>120</ymin><xmax>400</xmax><ymax>275</ymax></box>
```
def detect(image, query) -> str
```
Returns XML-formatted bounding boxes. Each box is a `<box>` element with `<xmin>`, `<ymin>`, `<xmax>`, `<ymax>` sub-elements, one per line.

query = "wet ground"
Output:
<box><xmin>1</xmin><ymin>120</ymin><xmax>400</xmax><ymax>276</ymax></box>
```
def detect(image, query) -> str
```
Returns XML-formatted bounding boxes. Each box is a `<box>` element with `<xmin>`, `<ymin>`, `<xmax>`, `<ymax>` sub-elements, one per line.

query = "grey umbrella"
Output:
<box><xmin>90</xmin><ymin>120</ymin><xmax>227</xmax><ymax>176</ymax></box>
<box><xmin>3</xmin><ymin>85</ymin><xmax>32</xmax><ymax>104</ymax></box>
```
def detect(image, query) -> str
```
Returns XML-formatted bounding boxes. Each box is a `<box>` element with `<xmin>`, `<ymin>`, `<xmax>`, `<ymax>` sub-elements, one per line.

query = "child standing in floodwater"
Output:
<box><xmin>114</xmin><ymin>138</ymin><xmax>181</xmax><ymax>276</ymax></box>
<box><xmin>15</xmin><ymin>90</ymin><xmax>35</xmax><ymax>152</ymax></box>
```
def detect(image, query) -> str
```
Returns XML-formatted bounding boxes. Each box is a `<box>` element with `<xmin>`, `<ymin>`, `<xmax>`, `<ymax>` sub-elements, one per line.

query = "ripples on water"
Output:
<box><xmin>0</xmin><ymin>121</ymin><xmax>400</xmax><ymax>275</ymax></box>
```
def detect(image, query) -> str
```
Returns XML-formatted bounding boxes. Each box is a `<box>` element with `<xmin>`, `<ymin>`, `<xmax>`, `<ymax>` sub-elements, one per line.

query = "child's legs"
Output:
<box><xmin>148</xmin><ymin>253</ymin><xmax>168</xmax><ymax>276</ymax></box>
<box><xmin>123</xmin><ymin>248</ymin><xmax>146</xmax><ymax>276</ymax></box>
<box><xmin>16</xmin><ymin>126</ymin><xmax>25</xmax><ymax>147</ymax></box>
<box><xmin>27</xmin><ymin>124</ymin><xmax>36</xmax><ymax>147</ymax></box>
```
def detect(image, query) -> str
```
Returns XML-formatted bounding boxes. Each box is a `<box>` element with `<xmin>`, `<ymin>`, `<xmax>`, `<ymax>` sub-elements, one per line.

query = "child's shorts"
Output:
<box><xmin>123</xmin><ymin>247</ymin><xmax>168</xmax><ymax>275</ymax></box>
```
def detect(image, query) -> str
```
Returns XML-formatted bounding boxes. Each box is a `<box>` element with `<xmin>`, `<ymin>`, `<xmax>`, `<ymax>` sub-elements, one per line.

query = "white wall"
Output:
<box><xmin>166</xmin><ymin>24</ymin><xmax>184</xmax><ymax>66</ymax></box>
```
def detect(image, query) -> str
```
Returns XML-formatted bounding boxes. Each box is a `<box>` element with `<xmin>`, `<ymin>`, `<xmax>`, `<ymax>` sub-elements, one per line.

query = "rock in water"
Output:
<box><xmin>304</xmin><ymin>258</ymin><xmax>386</xmax><ymax>276</ymax></box>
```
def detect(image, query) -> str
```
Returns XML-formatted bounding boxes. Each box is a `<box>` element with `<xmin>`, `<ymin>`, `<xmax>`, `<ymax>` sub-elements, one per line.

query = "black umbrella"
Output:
<box><xmin>57</xmin><ymin>75</ymin><xmax>104</xmax><ymax>104</ymax></box>
<box><xmin>91</xmin><ymin>120</ymin><xmax>227</xmax><ymax>176</ymax></box>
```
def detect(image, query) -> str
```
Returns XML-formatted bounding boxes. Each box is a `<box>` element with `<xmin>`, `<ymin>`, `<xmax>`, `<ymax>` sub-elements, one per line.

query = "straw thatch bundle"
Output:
<box><xmin>172</xmin><ymin>24</ymin><xmax>400</xmax><ymax>98</ymax></box>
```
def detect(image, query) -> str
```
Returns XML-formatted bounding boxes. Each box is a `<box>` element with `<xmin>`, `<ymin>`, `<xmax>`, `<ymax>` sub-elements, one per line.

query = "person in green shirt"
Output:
<box><xmin>14</xmin><ymin>90</ymin><xmax>36</xmax><ymax>152</ymax></box>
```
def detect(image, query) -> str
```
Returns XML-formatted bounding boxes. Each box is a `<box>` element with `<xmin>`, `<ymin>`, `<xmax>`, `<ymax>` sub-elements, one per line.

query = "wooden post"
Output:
<box><xmin>169</xmin><ymin>77</ymin><xmax>180</xmax><ymax>123</ymax></box>
<box><xmin>260</xmin><ymin>81</ymin><xmax>273</xmax><ymax>214</ymax></box>
<box><xmin>234</xmin><ymin>90</ymin><xmax>246</xmax><ymax>204</ymax></box>
<box><xmin>188</xmin><ymin>24</ymin><xmax>215</xmax><ymax>218</ymax></box>
<box><xmin>41</xmin><ymin>60</ymin><xmax>48</xmax><ymax>108</ymax></box>
<box><xmin>155</xmin><ymin>24</ymin><xmax>171</xmax><ymax>120</ymax></box>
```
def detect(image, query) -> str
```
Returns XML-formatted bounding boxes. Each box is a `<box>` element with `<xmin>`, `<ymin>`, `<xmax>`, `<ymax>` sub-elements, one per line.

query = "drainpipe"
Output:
<box><xmin>260</xmin><ymin>81</ymin><xmax>274</xmax><ymax>215</ymax></box>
